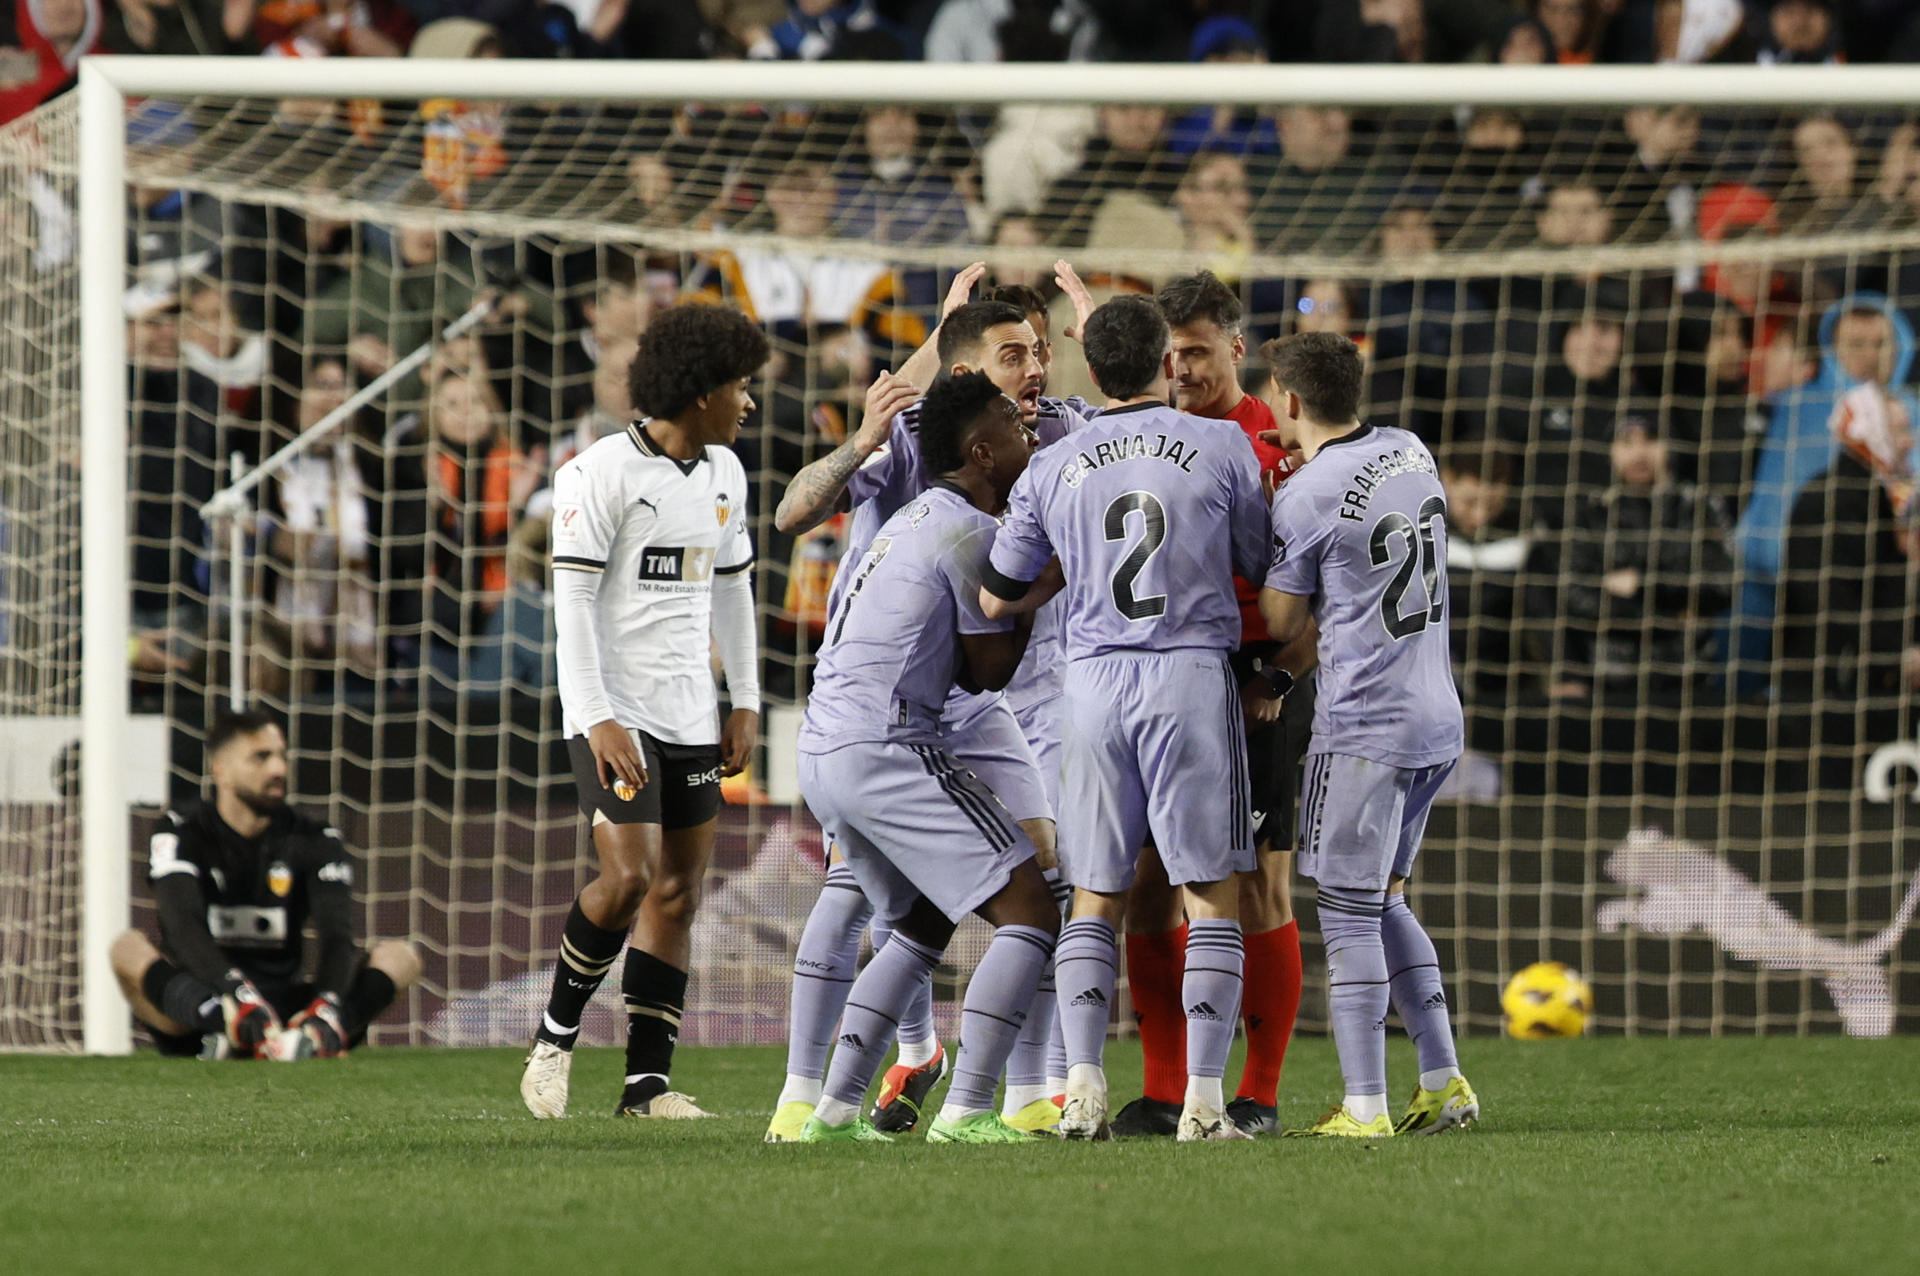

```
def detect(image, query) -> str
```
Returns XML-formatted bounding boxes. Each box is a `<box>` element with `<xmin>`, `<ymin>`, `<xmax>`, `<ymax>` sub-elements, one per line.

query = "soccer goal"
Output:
<box><xmin>5</xmin><ymin>58</ymin><xmax>1918</xmax><ymax>1054</ymax></box>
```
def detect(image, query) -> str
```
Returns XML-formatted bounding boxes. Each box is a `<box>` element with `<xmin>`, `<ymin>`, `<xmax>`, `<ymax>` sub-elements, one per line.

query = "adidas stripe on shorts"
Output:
<box><xmin>799</xmin><ymin>740</ymin><xmax>1038</xmax><ymax>924</ymax></box>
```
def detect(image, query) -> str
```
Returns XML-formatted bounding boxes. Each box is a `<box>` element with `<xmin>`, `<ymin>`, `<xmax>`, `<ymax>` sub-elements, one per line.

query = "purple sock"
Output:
<box><xmin>822</xmin><ymin>931</ymin><xmax>941</xmax><ymax>1108</ymax></box>
<box><xmin>785</xmin><ymin>864</ymin><xmax>873</xmax><ymax>1080</ymax></box>
<box><xmin>1003</xmin><ymin>956</ymin><xmax>1057</xmax><ymax>1088</ymax></box>
<box><xmin>1054</xmin><ymin>917</ymin><xmax>1117</xmax><ymax>1070</ymax></box>
<box><xmin>1182</xmin><ymin>918</ymin><xmax>1245</xmax><ymax>1081</ymax></box>
<box><xmin>1044</xmin><ymin>871</ymin><xmax>1071</xmax><ymax>1082</ymax></box>
<box><xmin>946</xmin><ymin>925</ymin><xmax>1056</xmax><ymax>1113</ymax></box>
<box><xmin>1382</xmin><ymin>893</ymin><xmax>1458</xmax><ymax>1076</ymax></box>
<box><xmin>1317</xmin><ymin>887</ymin><xmax>1389</xmax><ymax>1098</ymax></box>
<box><xmin>871</xmin><ymin>918</ymin><xmax>937</xmax><ymax>1050</ymax></box>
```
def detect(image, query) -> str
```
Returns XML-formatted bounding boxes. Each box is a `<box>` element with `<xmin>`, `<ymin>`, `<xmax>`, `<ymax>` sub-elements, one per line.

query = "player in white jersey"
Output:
<box><xmin>520</xmin><ymin>303</ymin><xmax>769</xmax><ymax>1121</ymax></box>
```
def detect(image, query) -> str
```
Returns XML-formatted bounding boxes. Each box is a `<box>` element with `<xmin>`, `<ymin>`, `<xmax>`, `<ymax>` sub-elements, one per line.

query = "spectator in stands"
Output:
<box><xmin>1611</xmin><ymin>105</ymin><xmax>1704</xmax><ymax>242</ymax></box>
<box><xmin>1439</xmin><ymin>439</ymin><xmax>1531</xmax><ymax>734</ymax></box>
<box><xmin>1368</xmin><ymin>198</ymin><xmax>1487</xmax><ymax>441</ymax></box>
<box><xmin>923</xmin><ymin>0</ymin><xmax>1096</xmax><ymax>63</ymax></box>
<box><xmin>1757</xmin><ymin>0</ymin><xmax>1844</xmax><ymax>64</ymax></box>
<box><xmin>1166</xmin><ymin>16</ymin><xmax>1279</xmax><ymax>157</ymax></box>
<box><xmin>1780</xmin><ymin>115</ymin><xmax>1863</xmax><ymax>236</ymax></box>
<box><xmin>1524</xmin><ymin>413</ymin><xmax>1734</xmax><ymax>706</ymax></box>
<box><xmin>254</xmin><ymin>0</ymin><xmax>411</xmax><ymax>57</ymax></box>
<box><xmin>1250</xmin><ymin>105</ymin><xmax>1385</xmax><ymax>252</ymax></box>
<box><xmin>1036</xmin><ymin>104</ymin><xmax>1174</xmax><ymax>248</ymax></box>
<box><xmin>1736</xmin><ymin>296</ymin><xmax>1918</xmax><ymax>602</ymax></box>
<box><xmin>748</xmin><ymin>0</ymin><xmax>913</xmax><ymax>60</ymax></box>
<box><xmin>1500</xmin><ymin>310</ymin><xmax>1643</xmax><ymax>508</ymax></box>
<box><xmin>988</xmin><ymin>212</ymin><xmax>1050</xmax><ymax>290</ymax></box>
<box><xmin>254</xmin><ymin>357</ymin><xmax>384</xmax><ymax>696</ymax></box>
<box><xmin>1</xmin><ymin>0</ymin><xmax>103</xmax><ymax>124</ymax></box>
<box><xmin>1496</xmin><ymin>16</ymin><xmax>1550</xmax><ymax>61</ymax></box>
<box><xmin>693</xmin><ymin>159</ymin><xmax>931</xmax><ymax>355</ymax></box>
<box><xmin>1644</xmin><ymin>0</ymin><xmax>1754</xmax><ymax>62</ymax></box>
<box><xmin>1418</xmin><ymin>107</ymin><xmax>1540</xmax><ymax>250</ymax></box>
<box><xmin>1173</xmin><ymin>149</ymin><xmax>1256</xmax><ymax>264</ymax></box>
<box><xmin>127</xmin><ymin>297</ymin><xmax>219</xmax><ymax>664</ymax></box>
<box><xmin>413</xmin><ymin>368</ymin><xmax>546</xmax><ymax>675</ymax></box>
<box><xmin>1495</xmin><ymin>175</ymin><xmax>1639</xmax><ymax>360</ymax></box>
<box><xmin>181</xmin><ymin>274</ymin><xmax>268</xmax><ymax>415</ymax></box>
<box><xmin>1531</xmin><ymin>0</ymin><xmax>1606</xmax><ymax>62</ymax></box>
<box><xmin>1665</xmin><ymin>300</ymin><xmax>1765</xmax><ymax>509</ymax></box>
<box><xmin>105</xmin><ymin>0</ymin><xmax>258</xmax><ymax>53</ymax></box>
<box><xmin>1691</xmin><ymin>182</ymin><xmax>1806</xmax><ymax>395</ymax></box>
<box><xmin>1780</xmin><ymin>382</ymin><xmax>1920</xmax><ymax>738</ymax></box>
<box><xmin>833</xmin><ymin>105</ymin><xmax>970</xmax><ymax>247</ymax></box>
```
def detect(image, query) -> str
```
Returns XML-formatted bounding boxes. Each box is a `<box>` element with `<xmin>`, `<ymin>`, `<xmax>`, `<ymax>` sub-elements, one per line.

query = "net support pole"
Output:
<box><xmin>226</xmin><ymin>454</ymin><xmax>247</xmax><ymax>712</ymax></box>
<box><xmin>78</xmin><ymin>62</ymin><xmax>132</xmax><ymax>1056</ymax></box>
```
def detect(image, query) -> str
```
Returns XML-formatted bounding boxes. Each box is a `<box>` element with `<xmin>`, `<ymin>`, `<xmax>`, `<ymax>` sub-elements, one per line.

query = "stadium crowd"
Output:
<box><xmin>15</xmin><ymin>0</ymin><xmax>1913</xmax><ymax>797</ymax></box>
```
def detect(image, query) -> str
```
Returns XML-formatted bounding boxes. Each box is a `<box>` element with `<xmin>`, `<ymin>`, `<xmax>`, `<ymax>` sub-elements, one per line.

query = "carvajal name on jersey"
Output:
<box><xmin>1061</xmin><ymin>432</ymin><xmax>1199</xmax><ymax>488</ymax></box>
<box><xmin>1338</xmin><ymin>446</ymin><xmax>1440</xmax><ymax>521</ymax></box>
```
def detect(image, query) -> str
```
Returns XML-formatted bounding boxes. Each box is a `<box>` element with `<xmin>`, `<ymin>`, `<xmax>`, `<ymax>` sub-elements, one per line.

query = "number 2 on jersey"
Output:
<box><xmin>1370</xmin><ymin>495</ymin><xmax>1446</xmax><ymax>640</ymax></box>
<box><xmin>1104</xmin><ymin>491</ymin><xmax>1168</xmax><ymax>621</ymax></box>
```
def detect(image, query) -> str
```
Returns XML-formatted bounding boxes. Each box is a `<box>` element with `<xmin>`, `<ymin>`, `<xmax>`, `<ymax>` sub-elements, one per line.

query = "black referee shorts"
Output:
<box><xmin>568</xmin><ymin>727</ymin><xmax>722</xmax><ymax>831</ymax></box>
<box><xmin>1230</xmin><ymin>643</ymin><xmax>1317</xmax><ymax>852</ymax></box>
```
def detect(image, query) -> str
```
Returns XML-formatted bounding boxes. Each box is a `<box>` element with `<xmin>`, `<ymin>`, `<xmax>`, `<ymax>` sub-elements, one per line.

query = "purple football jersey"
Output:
<box><xmin>988</xmin><ymin>402</ymin><xmax>1269</xmax><ymax>659</ymax></box>
<box><xmin>831</xmin><ymin>394</ymin><xmax>1088</xmax><ymax>615</ymax></box>
<box><xmin>801</xmin><ymin>485</ymin><xmax>1011</xmax><ymax>750</ymax></box>
<box><xmin>1265</xmin><ymin>424</ymin><xmax>1464</xmax><ymax>769</ymax></box>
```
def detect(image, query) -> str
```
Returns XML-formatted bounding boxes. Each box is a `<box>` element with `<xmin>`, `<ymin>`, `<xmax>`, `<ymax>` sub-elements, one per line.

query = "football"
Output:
<box><xmin>1502</xmin><ymin>962</ymin><xmax>1593</xmax><ymax>1039</ymax></box>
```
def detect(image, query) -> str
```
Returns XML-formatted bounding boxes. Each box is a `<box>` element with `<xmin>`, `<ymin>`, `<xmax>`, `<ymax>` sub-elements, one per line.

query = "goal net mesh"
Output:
<box><xmin>6</xmin><ymin>82</ymin><xmax>1920</xmax><ymax>1049</ymax></box>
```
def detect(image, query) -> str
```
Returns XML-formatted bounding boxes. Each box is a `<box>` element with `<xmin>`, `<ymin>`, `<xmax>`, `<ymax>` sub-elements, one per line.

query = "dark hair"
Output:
<box><xmin>597</xmin><ymin>250</ymin><xmax>641</xmax><ymax>296</ymax></box>
<box><xmin>1439</xmin><ymin>437</ymin><xmax>1514</xmax><ymax>485</ymax></box>
<box><xmin>1157</xmin><ymin>269</ymin><xmax>1242</xmax><ymax>334</ymax></box>
<box><xmin>1260</xmin><ymin>331</ymin><xmax>1363</xmax><ymax>425</ymax></box>
<box><xmin>1083</xmin><ymin>294</ymin><xmax>1171</xmax><ymax>400</ymax></box>
<box><xmin>984</xmin><ymin>283</ymin><xmax>1049</xmax><ymax>324</ymax></box>
<box><xmin>919</xmin><ymin>371</ymin><xmax>1010</xmax><ymax>475</ymax></box>
<box><xmin>937</xmin><ymin>299</ymin><xmax>1028</xmax><ymax>367</ymax></box>
<box><xmin>627</xmin><ymin>302</ymin><xmax>770</xmax><ymax>420</ymax></box>
<box><xmin>208</xmin><ymin>707</ymin><xmax>281</xmax><ymax>757</ymax></box>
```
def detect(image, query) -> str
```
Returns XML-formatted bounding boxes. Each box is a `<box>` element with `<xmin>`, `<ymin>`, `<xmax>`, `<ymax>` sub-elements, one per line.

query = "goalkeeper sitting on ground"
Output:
<box><xmin>110</xmin><ymin>708</ymin><xmax>421</xmax><ymax>1060</ymax></box>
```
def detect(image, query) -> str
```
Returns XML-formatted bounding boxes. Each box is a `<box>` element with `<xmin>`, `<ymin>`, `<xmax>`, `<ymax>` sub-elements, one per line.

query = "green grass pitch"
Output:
<box><xmin>4</xmin><ymin>1036</ymin><xmax>1917</xmax><ymax>1276</ymax></box>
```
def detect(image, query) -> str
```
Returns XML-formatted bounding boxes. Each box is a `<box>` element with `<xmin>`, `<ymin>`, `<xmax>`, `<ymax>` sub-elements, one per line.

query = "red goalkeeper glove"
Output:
<box><xmin>221</xmin><ymin>980</ymin><xmax>281</xmax><ymax>1056</ymax></box>
<box><xmin>289</xmin><ymin>993</ymin><xmax>348</xmax><ymax>1057</ymax></box>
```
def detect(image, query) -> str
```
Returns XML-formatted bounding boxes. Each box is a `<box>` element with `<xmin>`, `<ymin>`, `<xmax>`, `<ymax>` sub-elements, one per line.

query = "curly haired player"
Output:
<box><xmin>520</xmin><ymin>302</ymin><xmax>768</xmax><ymax>1120</ymax></box>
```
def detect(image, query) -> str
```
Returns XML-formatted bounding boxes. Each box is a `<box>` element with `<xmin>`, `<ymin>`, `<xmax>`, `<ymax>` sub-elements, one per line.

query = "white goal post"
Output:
<box><xmin>60</xmin><ymin>57</ymin><xmax>1920</xmax><ymax>1054</ymax></box>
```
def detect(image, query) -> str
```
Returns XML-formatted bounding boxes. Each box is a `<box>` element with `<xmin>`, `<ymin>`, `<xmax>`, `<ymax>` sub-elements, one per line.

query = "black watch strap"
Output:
<box><xmin>1261</xmin><ymin>666</ymin><xmax>1295</xmax><ymax>699</ymax></box>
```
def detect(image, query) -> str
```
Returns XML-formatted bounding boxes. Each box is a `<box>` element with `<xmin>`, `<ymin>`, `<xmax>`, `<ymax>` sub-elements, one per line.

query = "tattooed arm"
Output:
<box><xmin>774</xmin><ymin>371</ymin><xmax>922</xmax><ymax>535</ymax></box>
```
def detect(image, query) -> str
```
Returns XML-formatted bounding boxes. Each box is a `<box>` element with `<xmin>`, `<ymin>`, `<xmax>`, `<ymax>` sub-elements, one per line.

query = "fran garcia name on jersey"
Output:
<box><xmin>1338</xmin><ymin>446</ymin><xmax>1439</xmax><ymax>521</ymax></box>
<box><xmin>1061</xmin><ymin>432</ymin><xmax>1200</xmax><ymax>488</ymax></box>
<box><xmin>638</xmin><ymin>546</ymin><xmax>718</xmax><ymax>591</ymax></box>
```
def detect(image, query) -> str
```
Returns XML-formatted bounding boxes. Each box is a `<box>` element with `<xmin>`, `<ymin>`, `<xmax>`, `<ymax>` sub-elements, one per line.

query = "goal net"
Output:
<box><xmin>6</xmin><ymin>61</ymin><xmax>1919</xmax><ymax>1052</ymax></box>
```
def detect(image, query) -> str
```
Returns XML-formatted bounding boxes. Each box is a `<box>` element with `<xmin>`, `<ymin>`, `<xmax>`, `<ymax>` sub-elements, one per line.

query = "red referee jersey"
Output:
<box><xmin>1220</xmin><ymin>393</ymin><xmax>1296</xmax><ymax>645</ymax></box>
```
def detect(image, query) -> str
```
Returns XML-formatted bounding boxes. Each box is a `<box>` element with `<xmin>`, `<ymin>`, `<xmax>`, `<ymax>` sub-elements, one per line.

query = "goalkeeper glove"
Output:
<box><xmin>221</xmin><ymin>980</ymin><xmax>281</xmax><ymax>1056</ymax></box>
<box><xmin>289</xmin><ymin>993</ymin><xmax>348</xmax><ymax>1058</ymax></box>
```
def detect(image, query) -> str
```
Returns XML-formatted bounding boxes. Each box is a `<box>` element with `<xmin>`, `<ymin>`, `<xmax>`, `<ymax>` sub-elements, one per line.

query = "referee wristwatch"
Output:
<box><xmin>1257</xmin><ymin>666</ymin><xmax>1295</xmax><ymax>700</ymax></box>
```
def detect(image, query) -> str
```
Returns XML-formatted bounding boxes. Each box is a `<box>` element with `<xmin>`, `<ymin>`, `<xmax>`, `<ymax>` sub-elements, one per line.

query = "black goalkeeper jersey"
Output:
<box><xmin>147</xmin><ymin>800</ymin><xmax>359</xmax><ymax>996</ymax></box>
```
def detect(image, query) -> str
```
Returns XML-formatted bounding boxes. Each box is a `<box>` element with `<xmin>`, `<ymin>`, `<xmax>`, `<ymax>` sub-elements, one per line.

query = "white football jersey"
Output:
<box><xmin>550</xmin><ymin>421</ymin><xmax>753</xmax><ymax>744</ymax></box>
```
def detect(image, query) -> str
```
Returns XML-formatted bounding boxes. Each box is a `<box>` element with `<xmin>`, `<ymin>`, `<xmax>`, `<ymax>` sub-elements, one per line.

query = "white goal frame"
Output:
<box><xmin>73</xmin><ymin>57</ymin><xmax>1918</xmax><ymax>1053</ymax></box>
